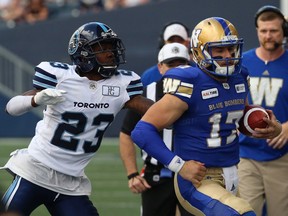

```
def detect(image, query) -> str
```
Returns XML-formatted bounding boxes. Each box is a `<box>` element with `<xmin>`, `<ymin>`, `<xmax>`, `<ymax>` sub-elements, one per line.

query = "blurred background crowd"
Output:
<box><xmin>0</xmin><ymin>0</ymin><xmax>284</xmax><ymax>138</ymax></box>
<box><xmin>0</xmin><ymin>0</ymin><xmax>163</xmax><ymax>28</ymax></box>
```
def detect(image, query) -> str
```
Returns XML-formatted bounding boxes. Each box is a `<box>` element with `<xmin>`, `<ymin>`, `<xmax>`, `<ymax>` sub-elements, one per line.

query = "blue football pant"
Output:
<box><xmin>2</xmin><ymin>176</ymin><xmax>99</xmax><ymax>216</ymax></box>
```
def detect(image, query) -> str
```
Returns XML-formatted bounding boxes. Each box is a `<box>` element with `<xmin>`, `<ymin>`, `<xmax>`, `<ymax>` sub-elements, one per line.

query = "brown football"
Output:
<box><xmin>238</xmin><ymin>105</ymin><xmax>269</xmax><ymax>136</ymax></box>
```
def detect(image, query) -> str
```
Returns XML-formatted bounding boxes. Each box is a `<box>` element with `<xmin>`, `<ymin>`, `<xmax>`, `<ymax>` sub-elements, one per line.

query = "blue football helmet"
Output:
<box><xmin>191</xmin><ymin>17</ymin><xmax>244</xmax><ymax>77</ymax></box>
<box><xmin>68</xmin><ymin>22</ymin><xmax>126</xmax><ymax>77</ymax></box>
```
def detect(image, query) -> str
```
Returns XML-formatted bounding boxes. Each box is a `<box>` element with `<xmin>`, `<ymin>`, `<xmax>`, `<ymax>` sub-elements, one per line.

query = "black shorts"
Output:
<box><xmin>141</xmin><ymin>164</ymin><xmax>193</xmax><ymax>216</ymax></box>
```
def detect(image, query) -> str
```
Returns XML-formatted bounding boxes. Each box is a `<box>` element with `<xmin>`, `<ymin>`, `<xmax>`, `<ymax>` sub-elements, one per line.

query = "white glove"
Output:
<box><xmin>34</xmin><ymin>88</ymin><xmax>67</xmax><ymax>105</ymax></box>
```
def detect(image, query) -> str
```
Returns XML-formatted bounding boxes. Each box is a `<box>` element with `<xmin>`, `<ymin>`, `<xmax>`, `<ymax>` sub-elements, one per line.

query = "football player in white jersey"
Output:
<box><xmin>1</xmin><ymin>22</ymin><xmax>153</xmax><ymax>216</ymax></box>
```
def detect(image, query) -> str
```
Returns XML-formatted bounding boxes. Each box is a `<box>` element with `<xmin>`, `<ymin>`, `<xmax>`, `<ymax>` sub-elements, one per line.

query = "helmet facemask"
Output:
<box><xmin>200</xmin><ymin>38</ymin><xmax>243</xmax><ymax>77</ymax></box>
<box><xmin>191</xmin><ymin>17</ymin><xmax>244</xmax><ymax>77</ymax></box>
<box><xmin>80</xmin><ymin>38</ymin><xmax>126</xmax><ymax>77</ymax></box>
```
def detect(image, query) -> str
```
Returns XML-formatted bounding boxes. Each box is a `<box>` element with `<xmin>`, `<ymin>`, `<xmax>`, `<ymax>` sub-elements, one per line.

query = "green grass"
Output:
<box><xmin>0</xmin><ymin>138</ymin><xmax>141</xmax><ymax>216</ymax></box>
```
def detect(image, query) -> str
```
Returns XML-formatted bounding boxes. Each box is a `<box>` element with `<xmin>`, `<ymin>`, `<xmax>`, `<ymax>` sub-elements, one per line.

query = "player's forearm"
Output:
<box><xmin>119</xmin><ymin>132</ymin><xmax>139</xmax><ymax>175</ymax></box>
<box><xmin>131</xmin><ymin>120</ymin><xmax>184</xmax><ymax>173</ymax></box>
<box><xmin>6</xmin><ymin>95</ymin><xmax>36</xmax><ymax>116</ymax></box>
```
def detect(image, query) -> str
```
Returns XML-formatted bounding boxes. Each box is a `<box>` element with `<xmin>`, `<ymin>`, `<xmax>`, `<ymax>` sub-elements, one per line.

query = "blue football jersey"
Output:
<box><xmin>239</xmin><ymin>49</ymin><xmax>288</xmax><ymax>161</ymax></box>
<box><xmin>163</xmin><ymin>65</ymin><xmax>249</xmax><ymax>167</ymax></box>
<box><xmin>141</xmin><ymin>65</ymin><xmax>162</xmax><ymax>87</ymax></box>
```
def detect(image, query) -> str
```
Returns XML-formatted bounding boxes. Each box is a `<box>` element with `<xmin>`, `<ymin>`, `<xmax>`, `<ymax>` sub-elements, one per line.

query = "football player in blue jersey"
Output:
<box><xmin>1</xmin><ymin>22</ymin><xmax>153</xmax><ymax>216</ymax></box>
<box><xmin>238</xmin><ymin>5</ymin><xmax>288</xmax><ymax>216</ymax></box>
<box><xmin>131</xmin><ymin>17</ymin><xmax>282</xmax><ymax>216</ymax></box>
<box><xmin>120</xmin><ymin>43</ymin><xmax>193</xmax><ymax>216</ymax></box>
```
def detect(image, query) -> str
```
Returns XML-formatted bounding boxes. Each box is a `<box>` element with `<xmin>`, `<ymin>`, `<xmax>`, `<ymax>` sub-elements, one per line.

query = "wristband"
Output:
<box><xmin>127</xmin><ymin>172</ymin><xmax>139</xmax><ymax>180</ymax></box>
<box><xmin>168</xmin><ymin>156</ymin><xmax>185</xmax><ymax>173</ymax></box>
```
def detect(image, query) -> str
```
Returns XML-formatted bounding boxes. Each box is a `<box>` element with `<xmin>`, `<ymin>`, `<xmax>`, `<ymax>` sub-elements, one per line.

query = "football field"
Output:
<box><xmin>0</xmin><ymin>138</ymin><xmax>141</xmax><ymax>216</ymax></box>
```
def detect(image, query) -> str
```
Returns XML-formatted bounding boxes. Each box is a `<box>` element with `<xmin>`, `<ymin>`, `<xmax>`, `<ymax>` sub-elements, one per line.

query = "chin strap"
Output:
<box><xmin>98</xmin><ymin>65</ymin><xmax>117</xmax><ymax>78</ymax></box>
<box><xmin>214</xmin><ymin>64</ymin><xmax>235</xmax><ymax>76</ymax></box>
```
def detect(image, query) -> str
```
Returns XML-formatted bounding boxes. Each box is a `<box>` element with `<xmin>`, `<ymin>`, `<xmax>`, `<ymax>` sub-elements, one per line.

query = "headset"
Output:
<box><xmin>158</xmin><ymin>21</ymin><xmax>190</xmax><ymax>49</ymax></box>
<box><xmin>254</xmin><ymin>5</ymin><xmax>288</xmax><ymax>37</ymax></box>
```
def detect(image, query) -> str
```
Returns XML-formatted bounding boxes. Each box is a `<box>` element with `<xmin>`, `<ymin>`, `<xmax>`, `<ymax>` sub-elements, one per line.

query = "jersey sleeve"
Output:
<box><xmin>125</xmin><ymin>71</ymin><xmax>144</xmax><ymax>99</ymax></box>
<box><xmin>162</xmin><ymin>66</ymin><xmax>196</xmax><ymax>104</ymax></box>
<box><xmin>33</xmin><ymin>61</ymin><xmax>71</xmax><ymax>90</ymax></box>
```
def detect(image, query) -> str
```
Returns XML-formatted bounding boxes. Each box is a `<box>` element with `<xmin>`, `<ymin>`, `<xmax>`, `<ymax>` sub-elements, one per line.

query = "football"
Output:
<box><xmin>238</xmin><ymin>105</ymin><xmax>269</xmax><ymax>136</ymax></box>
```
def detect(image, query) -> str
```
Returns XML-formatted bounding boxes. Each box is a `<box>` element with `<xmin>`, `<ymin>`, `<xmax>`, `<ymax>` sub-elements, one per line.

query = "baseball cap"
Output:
<box><xmin>158</xmin><ymin>43</ymin><xmax>190</xmax><ymax>63</ymax></box>
<box><xmin>163</xmin><ymin>24</ymin><xmax>188</xmax><ymax>41</ymax></box>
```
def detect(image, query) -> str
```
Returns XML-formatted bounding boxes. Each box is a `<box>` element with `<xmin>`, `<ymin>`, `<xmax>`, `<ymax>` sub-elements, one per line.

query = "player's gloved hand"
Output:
<box><xmin>33</xmin><ymin>88</ymin><xmax>66</xmax><ymax>106</ymax></box>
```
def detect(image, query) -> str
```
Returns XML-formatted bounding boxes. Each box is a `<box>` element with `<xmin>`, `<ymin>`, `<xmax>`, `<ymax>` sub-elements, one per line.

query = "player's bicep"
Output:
<box><xmin>125</xmin><ymin>95</ymin><xmax>154</xmax><ymax>115</ymax></box>
<box><xmin>141</xmin><ymin>94</ymin><xmax>187</xmax><ymax>130</ymax></box>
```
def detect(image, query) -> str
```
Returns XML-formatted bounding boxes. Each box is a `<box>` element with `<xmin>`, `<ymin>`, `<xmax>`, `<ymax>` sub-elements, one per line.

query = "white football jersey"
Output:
<box><xmin>28</xmin><ymin>61</ymin><xmax>143</xmax><ymax>177</ymax></box>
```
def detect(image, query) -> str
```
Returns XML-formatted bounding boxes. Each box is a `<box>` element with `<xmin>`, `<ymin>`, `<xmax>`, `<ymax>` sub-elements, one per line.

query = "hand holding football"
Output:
<box><xmin>238</xmin><ymin>105</ymin><xmax>269</xmax><ymax>136</ymax></box>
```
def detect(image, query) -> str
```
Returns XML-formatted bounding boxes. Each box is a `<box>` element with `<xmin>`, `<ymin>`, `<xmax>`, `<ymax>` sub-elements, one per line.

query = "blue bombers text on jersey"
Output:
<box><xmin>163</xmin><ymin>65</ymin><xmax>249</xmax><ymax>167</ymax></box>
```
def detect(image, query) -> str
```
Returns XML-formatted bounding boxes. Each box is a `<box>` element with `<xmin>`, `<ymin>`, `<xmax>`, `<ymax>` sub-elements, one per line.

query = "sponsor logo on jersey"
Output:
<box><xmin>102</xmin><ymin>85</ymin><xmax>120</xmax><ymax>97</ymax></box>
<box><xmin>235</xmin><ymin>83</ymin><xmax>246</xmax><ymax>93</ymax></box>
<box><xmin>201</xmin><ymin>88</ymin><xmax>219</xmax><ymax>99</ymax></box>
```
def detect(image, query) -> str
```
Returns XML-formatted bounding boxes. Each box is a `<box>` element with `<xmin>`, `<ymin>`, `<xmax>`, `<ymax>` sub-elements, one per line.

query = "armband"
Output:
<box><xmin>6</xmin><ymin>95</ymin><xmax>34</xmax><ymax>116</ymax></box>
<box><xmin>127</xmin><ymin>172</ymin><xmax>139</xmax><ymax>180</ymax></box>
<box><xmin>168</xmin><ymin>156</ymin><xmax>185</xmax><ymax>173</ymax></box>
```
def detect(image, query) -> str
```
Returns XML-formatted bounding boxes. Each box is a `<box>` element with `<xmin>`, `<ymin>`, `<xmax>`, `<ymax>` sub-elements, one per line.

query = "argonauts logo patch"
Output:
<box><xmin>102</xmin><ymin>85</ymin><xmax>120</xmax><ymax>97</ymax></box>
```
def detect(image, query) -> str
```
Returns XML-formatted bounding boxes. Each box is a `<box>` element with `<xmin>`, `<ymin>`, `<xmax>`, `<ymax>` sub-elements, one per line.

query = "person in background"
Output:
<box><xmin>105</xmin><ymin>0</ymin><xmax>150</xmax><ymax>11</ymax></box>
<box><xmin>0</xmin><ymin>0</ymin><xmax>25</xmax><ymax>28</ymax></box>
<box><xmin>0</xmin><ymin>0</ymin><xmax>10</xmax><ymax>11</ymax></box>
<box><xmin>1</xmin><ymin>21</ymin><xmax>153</xmax><ymax>216</ymax></box>
<box><xmin>78</xmin><ymin>0</ymin><xmax>104</xmax><ymax>14</ymax></box>
<box><xmin>284</xmin><ymin>16</ymin><xmax>288</xmax><ymax>49</ymax></box>
<box><xmin>141</xmin><ymin>21</ymin><xmax>191</xmax><ymax>86</ymax></box>
<box><xmin>238</xmin><ymin>5</ymin><xmax>288</xmax><ymax>216</ymax></box>
<box><xmin>131</xmin><ymin>17</ymin><xmax>282</xmax><ymax>216</ymax></box>
<box><xmin>120</xmin><ymin>43</ymin><xmax>193</xmax><ymax>216</ymax></box>
<box><xmin>24</xmin><ymin>0</ymin><xmax>49</xmax><ymax>24</ymax></box>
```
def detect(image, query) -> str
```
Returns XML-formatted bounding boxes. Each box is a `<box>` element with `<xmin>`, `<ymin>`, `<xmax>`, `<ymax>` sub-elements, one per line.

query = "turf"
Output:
<box><xmin>0</xmin><ymin>138</ymin><xmax>141</xmax><ymax>216</ymax></box>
